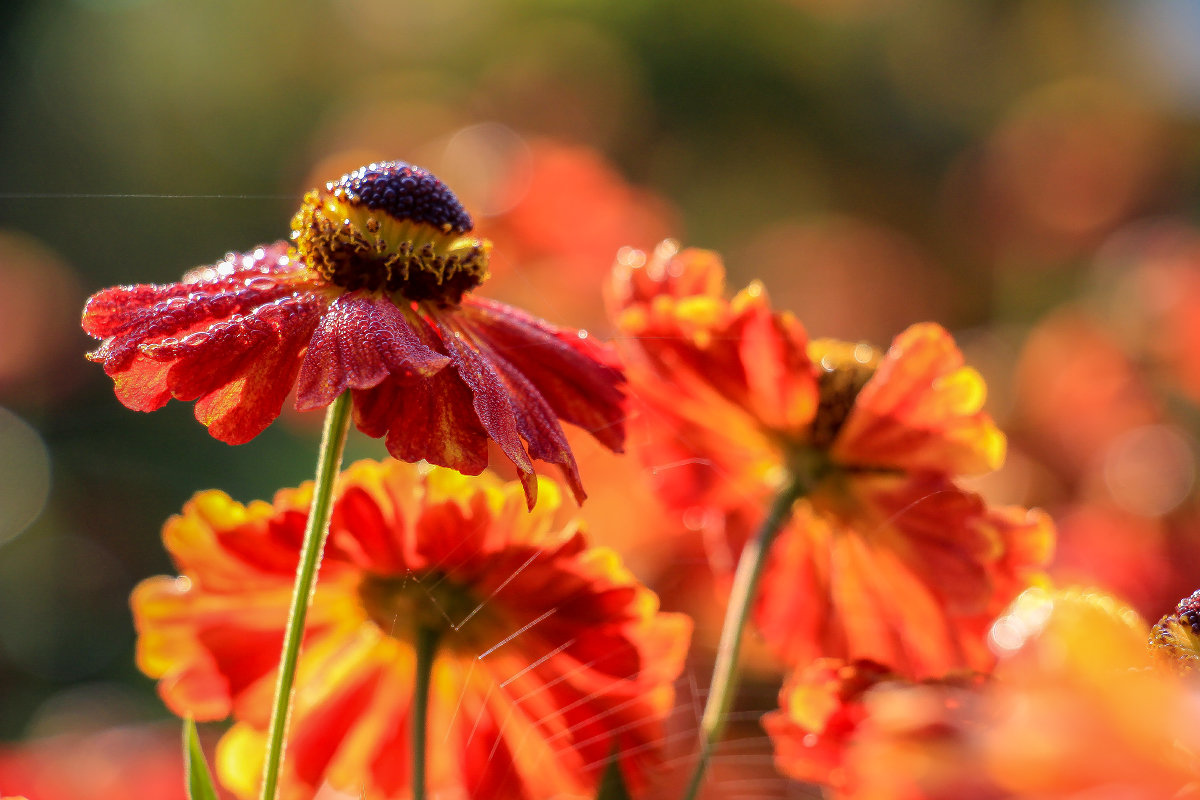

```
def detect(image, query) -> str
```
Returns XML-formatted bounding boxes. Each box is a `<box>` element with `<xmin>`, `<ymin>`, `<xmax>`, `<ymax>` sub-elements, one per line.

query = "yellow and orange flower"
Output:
<box><xmin>610</xmin><ymin>242</ymin><xmax>1053</xmax><ymax>677</ymax></box>
<box><xmin>133</xmin><ymin>459</ymin><xmax>691</xmax><ymax>800</ymax></box>
<box><xmin>83</xmin><ymin>162</ymin><xmax>626</xmax><ymax>508</ymax></box>
<box><xmin>761</xmin><ymin>658</ymin><xmax>986</xmax><ymax>795</ymax></box>
<box><xmin>766</xmin><ymin>588</ymin><xmax>1200</xmax><ymax>799</ymax></box>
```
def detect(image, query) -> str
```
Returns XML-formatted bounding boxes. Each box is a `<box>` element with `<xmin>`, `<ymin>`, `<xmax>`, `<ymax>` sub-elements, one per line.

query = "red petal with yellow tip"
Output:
<box><xmin>132</xmin><ymin>460</ymin><xmax>691</xmax><ymax>800</ymax></box>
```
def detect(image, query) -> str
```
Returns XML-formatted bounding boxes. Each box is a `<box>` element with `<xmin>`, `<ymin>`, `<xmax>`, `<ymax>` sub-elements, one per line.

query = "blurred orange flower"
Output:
<box><xmin>0</xmin><ymin>725</ymin><xmax>187</xmax><ymax>800</ymax></box>
<box><xmin>767</xmin><ymin>587</ymin><xmax>1200</xmax><ymax>799</ymax></box>
<box><xmin>466</xmin><ymin>137</ymin><xmax>676</xmax><ymax>328</ymax></box>
<box><xmin>133</xmin><ymin>459</ymin><xmax>691</xmax><ymax>800</ymax></box>
<box><xmin>1013</xmin><ymin>309</ymin><xmax>1161</xmax><ymax>484</ymax></box>
<box><xmin>610</xmin><ymin>242</ymin><xmax>1052</xmax><ymax>677</ymax></box>
<box><xmin>762</xmin><ymin>658</ymin><xmax>986</xmax><ymax>794</ymax></box>
<box><xmin>83</xmin><ymin>162</ymin><xmax>625</xmax><ymax>507</ymax></box>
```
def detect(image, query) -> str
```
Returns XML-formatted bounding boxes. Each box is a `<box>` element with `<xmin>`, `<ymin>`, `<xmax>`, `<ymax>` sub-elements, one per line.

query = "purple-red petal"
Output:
<box><xmin>461</xmin><ymin>298</ymin><xmax>626</xmax><ymax>453</ymax></box>
<box><xmin>437</xmin><ymin>320</ymin><xmax>539</xmax><ymax>508</ymax></box>
<box><xmin>295</xmin><ymin>293</ymin><xmax>450</xmax><ymax>411</ymax></box>
<box><xmin>466</xmin><ymin>335</ymin><xmax>586</xmax><ymax>504</ymax></box>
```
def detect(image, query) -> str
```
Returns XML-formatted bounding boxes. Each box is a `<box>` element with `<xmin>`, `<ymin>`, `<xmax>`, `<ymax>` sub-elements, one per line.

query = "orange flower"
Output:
<box><xmin>767</xmin><ymin>588</ymin><xmax>1200</xmax><ymax>799</ymax></box>
<box><xmin>762</xmin><ymin>659</ymin><xmax>986</xmax><ymax>795</ymax></box>
<box><xmin>83</xmin><ymin>162</ymin><xmax>626</xmax><ymax>507</ymax></box>
<box><xmin>132</xmin><ymin>459</ymin><xmax>691</xmax><ymax>800</ymax></box>
<box><xmin>760</xmin><ymin>658</ymin><xmax>897</xmax><ymax>789</ymax></box>
<box><xmin>610</xmin><ymin>242</ymin><xmax>1052</xmax><ymax>677</ymax></box>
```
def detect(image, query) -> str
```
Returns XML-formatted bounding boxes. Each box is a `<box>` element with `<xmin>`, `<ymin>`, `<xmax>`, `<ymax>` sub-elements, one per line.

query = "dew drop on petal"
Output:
<box><xmin>180</xmin><ymin>331</ymin><xmax>211</xmax><ymax>347</ymax></box>
<box><xmin>244</xmin><ymin>276</ymin><xmax>277</xmax><ymax>291</ymax></box>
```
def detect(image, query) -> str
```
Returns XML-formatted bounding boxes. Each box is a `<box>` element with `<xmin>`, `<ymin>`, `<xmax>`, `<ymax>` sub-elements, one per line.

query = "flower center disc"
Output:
<box><xmin>808</xmin><ymin>339</ymin><xmax>880</xmax><ymax>450</ymax></box>
<box><xmin>358</xmin><ymin>572</ymin><xmax>483</xmax><ymax>647</ymax></box>
<box><xmin>291</xmin><ymin>162</ymin><xmax>491</xmax><ymax>305</ymax></box>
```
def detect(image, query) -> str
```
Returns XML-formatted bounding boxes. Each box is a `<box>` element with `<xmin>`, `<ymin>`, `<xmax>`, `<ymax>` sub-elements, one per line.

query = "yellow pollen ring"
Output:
<box><xmin>290</xmin><ymin>189</ymin><xmax>491</xmax><ymax>304</ymax></box>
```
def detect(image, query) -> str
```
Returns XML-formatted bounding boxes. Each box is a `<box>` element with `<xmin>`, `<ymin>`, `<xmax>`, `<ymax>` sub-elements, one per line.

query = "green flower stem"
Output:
<box><xmin>412</xmin><ymin>625</ymin><xmax>439</xmax><ymax>800</ymax></box>
<box><xmin>259</xmin><ymin>391</ymin><xmax>353</xmax><ymax>800</ymax></box>
<box><xmin>680</xmin><ymin>474</ymin><xmax>805</xmax><ymax>800</ymax></box>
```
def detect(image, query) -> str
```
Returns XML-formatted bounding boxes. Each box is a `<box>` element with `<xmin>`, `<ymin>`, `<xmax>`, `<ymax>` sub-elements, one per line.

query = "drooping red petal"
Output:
<box><xmin>295</xmin><ymin>292</ymin><xmax>449</xmax><ymax>411</ymax></box>
<box><xmin>354</xmin><ymin>371</ymin><xmax>492</xmax><ymax>479</ymax></box>
<box><xmin>85</xmin><ymin>254</ymin><xmax>301</xmax><ymax>372</ymax></box>
<box><xmin>461</xmin><ymin>297</ymin><xmax>626</xmax><ymax>453</ymax></box>
<box><xmin>83</xmin><ymin>281</ymin><xmax>214</xmax><ymax>339</ymax></box>
<box><xmin>102</xmin><ymin>290</ymin><xmax>311</xmax><ymax>414</ymax></box>
<box><xmin>83</xmin><ymin>243</ymin><xmax>332</xmax><ymax>439</ymax></box>
<box><xmin>460</xmin><ymin>329</ymin><xmax>585</xmax><ymax>504</ymax></box>
<box><xmin>437</xmin><ymin>319</ymin><xmax>539</xmax><ymax>508</ymax></box>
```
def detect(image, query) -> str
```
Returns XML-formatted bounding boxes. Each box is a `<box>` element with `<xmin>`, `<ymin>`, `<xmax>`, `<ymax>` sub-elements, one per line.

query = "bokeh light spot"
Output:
<box><xmin>0</xmin><ymin>407</ymin><xmax>51</xmax><ymax>547</ymax></box>
<box><xmin>1102</xmin><ymin>424</ymin><xmax>1195</xmax><ymax>517</ymax></box>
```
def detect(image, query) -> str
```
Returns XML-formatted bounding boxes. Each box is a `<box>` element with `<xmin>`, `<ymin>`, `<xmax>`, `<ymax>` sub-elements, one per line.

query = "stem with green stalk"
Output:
<box><xmin>679</xmin><ymin>473</ymin><xmax>805</xmax><ymax>800</ymax></box>
<box><xmin>258</xmin><ymin>391</ymin><xmax>354</xmax><ymax>800</ymax></box>
<box><xmin>412</xmin><ymin>625</ymin><xmax>440</xmax><ymax>800</ymax></box>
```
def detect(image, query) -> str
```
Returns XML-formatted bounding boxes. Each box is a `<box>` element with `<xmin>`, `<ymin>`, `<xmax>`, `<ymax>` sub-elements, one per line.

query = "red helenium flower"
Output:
<box><xmin>82</xmin><ymin>162</ymin><xmax>626</xmax><ymax>508</ymax></box>
<box><xmin>609</xmin><ymin>242</ymin><xmax>1054</xmax><ymax>677</ymax></box>
<box><xmin>132</xmin><ymin>458</ymin><xmax>691</xmax><ymax>800</ymax></box>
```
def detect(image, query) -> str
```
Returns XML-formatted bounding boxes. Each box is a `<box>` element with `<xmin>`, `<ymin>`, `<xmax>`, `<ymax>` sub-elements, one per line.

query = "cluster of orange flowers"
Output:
<box><xmin>31</xmin><ymin>160</ymin><xmax>1199</xmax><ymax>800</ymax></box>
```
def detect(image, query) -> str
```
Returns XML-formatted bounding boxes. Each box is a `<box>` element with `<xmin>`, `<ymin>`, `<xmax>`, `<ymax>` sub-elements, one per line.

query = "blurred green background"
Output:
<box><xmin>4</xmin><ymin>0</ymin><xmax>1200</xmax><ymax>795</ymax></box>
